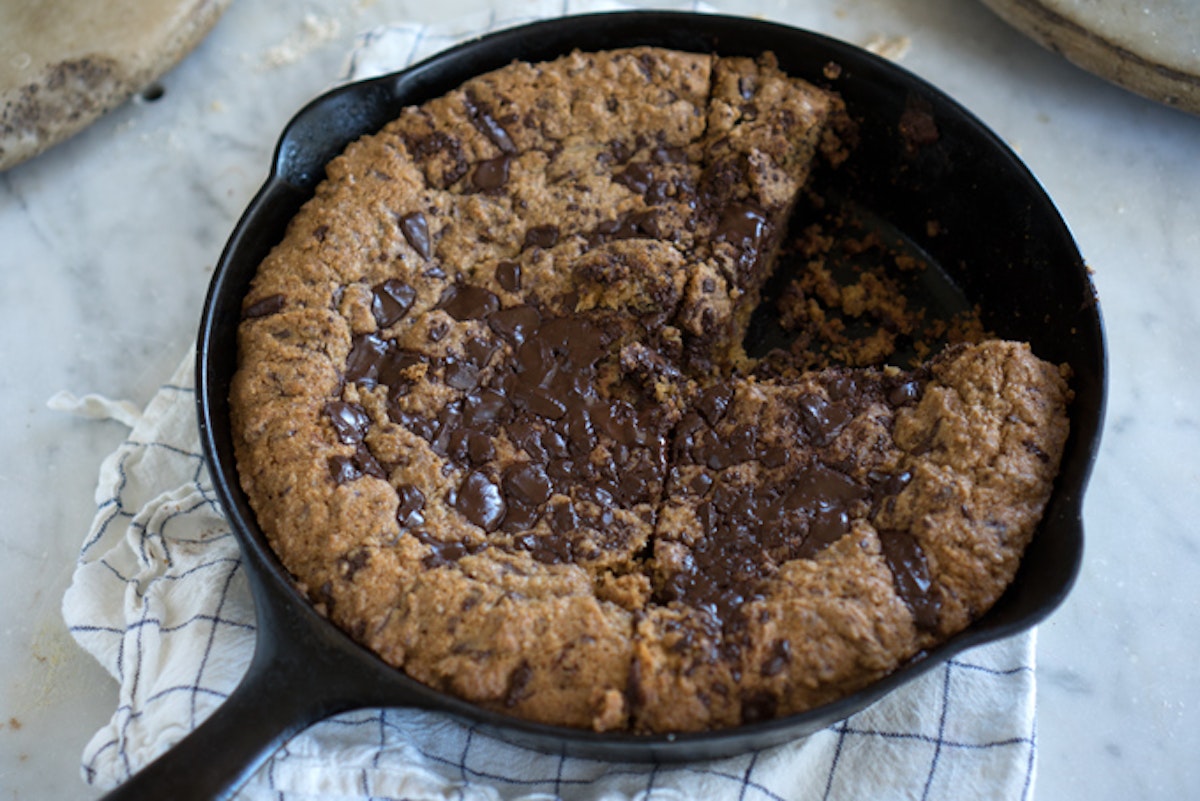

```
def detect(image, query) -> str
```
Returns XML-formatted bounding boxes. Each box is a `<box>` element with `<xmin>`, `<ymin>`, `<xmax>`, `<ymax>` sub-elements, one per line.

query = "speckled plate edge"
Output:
<box><xmin>980</xmin><ymin>0</ymin><xmax>1200</xmax><ymax>115</ymax></box>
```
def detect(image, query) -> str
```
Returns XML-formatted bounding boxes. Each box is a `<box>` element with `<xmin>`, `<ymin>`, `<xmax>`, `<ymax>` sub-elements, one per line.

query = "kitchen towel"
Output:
<box><xmin>62</xmin><ymin>5</ymin><xmax>1040</xmax><ymax>799</ymax></box>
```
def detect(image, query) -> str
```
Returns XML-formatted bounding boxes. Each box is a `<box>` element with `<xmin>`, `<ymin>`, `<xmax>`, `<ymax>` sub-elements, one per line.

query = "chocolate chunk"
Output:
<box><xmin>549</xmin><ymin>499</ymin><xmax>579</xmax><ymax>534</ymax></box>
<box><xmin>503</xmin><ymin>463</ymin><xmax>553</xmax><ymax>507</ymax></box>
<box><xmin>870</xmin><ymin>470</ymin><xmax>913</xmax><ymax>504</ymax></box>
<box><xmin>429</xmin><ymin>404</ymin><xmax>464</xmax><ymax>457</ymax></box>
<box><xmin>606</xmin><ymin>138</ymin><xmax>632</xmax><ymax>164</ymax></box>
<box><xmin>495</xmin><ymin>260</ymin><xmax>522</xmax><ymax>292</ymax></box>
<box><xmin>524</xmin><ymin>388</ymin><xmax>567</xmax><ymax>420</ymax></box>
<box><xmin>715</xmin><ymin>202</ymin><xmax>769</xmax><ymax>253</ymax></box>
<box><xmin>758</xmin><ymin>444</ymin><xmax>789</xmax><ymax>469</ymax></box>
<box><xmin>797</xmin><ymin>394</ymin><xmax>852</xmax><ymax>446</ymax></box>
<box><xmin>688</xmin><ymin>472</ymin><xmax>714</xmax><ymax>496</ymax></box>
<box><xmin>464</xmin><ymin>337</ymin><xmax>498</xmax><ymax>368</ymax></box>
<box><xmin>537</xmin><ymin>317</ymin><xmax>607</xmax><ymax>366</ymax></box>
<box><xmin>487</xmin><ymin>305</ymin><xmax>541</xmax><ymax>346</ymax></box>
<box><xmin>405</xmin><ymin>130</ymin><xmax>466</xmax><ymax>186</ymax></box>
<box><xmin>696</xmin><ymin>425</ymin><xmax>756</xmax><ymax>470</ymax></box>
<box><xmin>243</xmin><ymin>294</ymin><xmax>286</xmax><ymax>320</ymax></box>
<box><xmin>616</xmin><ymin>460</ymin><xmax>656</xmax><ymax>505</ymax></box>
<box><xmin>501</xmin><ymin>498</ymin><xmax>542</xmax><ymax>533</ymax></box>
<box><xmin>443</xmin><ymin>358</ymin><xmax>481</xmax><ymax>390</ymax></box>
<box><xmin>464</xmin><ymin>92</ymin><xmax>517</xmax><ymax>154</ymax></box>
<box><xmin>798</xmin><ymin>508</ymin><xmax>850</xmax><ymax>557</ymax></box>
<box><xmin>325</xmin><ymin>401</ymin><xmax>370</xmax><ymax>444</ymax></box>
<box><xmin>517</xmin><ymin>529</ymin><xmax>573</xmax><ymax>564</ymax></box>
<box><xmin>541</xmin><ymin>430</ymin><xmax>570</xmax><ymax>459</ymax></box>
<box><xmin>395</xmin><ymin>484</ymin><xmax>426</xmax><ymax>528</ymax></box>
<box><xmin>372</xmin><ymin>279</ymin><xmax>417</xmax><ymax>327</ymax></box>
<box><xmin>614</xmin><ymin>163</ymin><xmax>654</xmax><ymax>195</ymax></box>
<box><xmin>378</xmin><ymin>348</ymin><xmax>425</xmax><ymax>389</ymax></box>
<box><xmin>523</xmin><ymin>224</ymin><xmax>560</xmax><ymax>250</ymax></box>
<box><xmin>463</xmin><ymin>388</ymin><xmax>512</xmax><ymax>428</ymax></box>
<box><xmin>337</xmin><ymin>548</ymin><xmax>370</xmax><ymax>580</ymax></box>
<box><xmin>414</xmin><ymin>529</ymin><xmax>485</xmax><ymax>569</ymax></box>
<box><xmin>456</xmin><ymin>470</ymin><xmax>505</xmax><ymax>531</ymax></box>
<box><xmin>592</xmin><ymin>399</ymin><xmax>640</xmax><ymax>445</ymax></box>
<box><xmin>328</xmin><ymin>443</ymin><xmax>385</xmax><ymax>484</ymax></box>
<box><xmin>398</xmin><ymin>212</ymin><xmax>433</xmax><ymax>259</ymax></box>
<box><xmin>826</xmin><ymin>374</ymin><xmax>858</xmax><ymax>401</ymax></box>
<box><xmin>695</xmin><ymin>384</ymin><xmax>734</xmax><ymax>427</ymax></box>
<box><xmin>650</xmin><ymin>145</ymin><xmax>686</xmax><ymax>164</ymax></box>
<box><xmin>507</xmin><ymin>420</ymin><xmax>549</xmax><ymax>464</ymax></box>
<box><xmin>879</xmin><ymin>528</ymin><xmax>941</xmax><ymax>630</ymax></box>
<box><xmin>448</xmin><ymin>428</ymin><xmax>495</xmax><ymax>466</ymax></box>
<box><xmin>473</xmin><ymin>154</ymin><xmax>512</xmax><ymax>191</ymax></box>
<box><xmin>388</xmin><ymin>405</ymin><xmax>435</xmax><ymax>440</ymax></box>
<box><xmin>328</xmin><ymin>454</ymin><xmax>361</xmax><ymax>485</ymax></box>
<box><xmin>888</xmin><ymin>379</ymin><xmax>923</xmax><ymax>406</ymax></box>
<box><xmin>439</xmin><ymin>284</ymin><xmax>500</xmax><ymax>321</ymax></box>
<box><xmin>782</xmin><ymin>462</ymin><xmax>865</xmax><ymax>512</ymax></box>
<box><xmin>589</xmin><ymin>210</ymin><xmax>663</xmax><ymax>244</ymax></box>
<box><xmin>345</xmin><ymin>334</ymin><xmax>389</xmax><ymax>386</ymax></box>
<box><xmin>354</xmin><ymin>443</ymin><xmax>387</xmax><ymax>479</ymax></box>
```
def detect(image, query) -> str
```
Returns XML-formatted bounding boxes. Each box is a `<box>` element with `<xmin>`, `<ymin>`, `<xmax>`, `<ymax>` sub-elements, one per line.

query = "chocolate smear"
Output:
<box><xmin>879</xmin><ymin>528</ymin><xmax>941</xmax><ymax>630</ymax></box>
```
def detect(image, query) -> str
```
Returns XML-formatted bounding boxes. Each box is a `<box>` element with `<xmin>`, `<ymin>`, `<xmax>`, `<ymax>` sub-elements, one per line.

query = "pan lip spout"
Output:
<box><xmin>195</xmin><ymin>8</ymin><xmax>1105</xmax><ymax>761</ymax></box>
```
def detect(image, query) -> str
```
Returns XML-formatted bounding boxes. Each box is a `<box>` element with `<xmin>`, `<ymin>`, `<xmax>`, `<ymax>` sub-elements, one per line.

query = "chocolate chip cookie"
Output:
<box><xmin>230</xmin><ymin>47</ymin><xmax>1070</xmax><ymax>733</ymax></box>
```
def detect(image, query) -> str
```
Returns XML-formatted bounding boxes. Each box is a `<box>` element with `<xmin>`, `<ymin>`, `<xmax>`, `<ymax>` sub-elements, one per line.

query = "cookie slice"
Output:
<box><xmin>632</xmin><ymin>340</ymin><xmax>1068</xmax><ymax>731</ymax></box>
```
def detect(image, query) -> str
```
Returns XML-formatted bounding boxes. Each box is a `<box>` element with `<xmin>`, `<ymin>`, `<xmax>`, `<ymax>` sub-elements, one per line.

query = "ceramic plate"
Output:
<box><xmin>0</xmin><ymin>0</ymin><xmax>231</xmax><ymax>171</ymax></box>
<box><xmin>980</xmin><ymin>0</ymin><xmax>1200</xmax><ymax>114</ymax></box>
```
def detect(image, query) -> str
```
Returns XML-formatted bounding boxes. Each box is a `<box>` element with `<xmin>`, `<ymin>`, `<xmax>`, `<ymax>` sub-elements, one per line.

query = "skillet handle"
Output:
<box><xmin>97</xmin><ymin>639</ymin><xmax>354</xmax><ymax>801</ymax></box>
<box><xmin>97</xmin><ymin>557</ymin><xmax>437</xmax><ymax>801</ymax></box>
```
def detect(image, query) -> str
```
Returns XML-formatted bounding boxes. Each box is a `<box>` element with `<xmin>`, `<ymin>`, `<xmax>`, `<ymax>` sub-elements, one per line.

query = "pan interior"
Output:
<box><xmin>745</xmin><ymin>186</ymin><xmax>979</xmax><ymax>368</ymax></box>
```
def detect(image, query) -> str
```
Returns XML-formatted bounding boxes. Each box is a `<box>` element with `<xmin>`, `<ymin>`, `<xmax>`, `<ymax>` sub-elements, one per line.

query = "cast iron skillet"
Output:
<box><xmin>104</xmin><ymin>11</ymin><xmax>1105</xmax><ymax>800</ymax></box>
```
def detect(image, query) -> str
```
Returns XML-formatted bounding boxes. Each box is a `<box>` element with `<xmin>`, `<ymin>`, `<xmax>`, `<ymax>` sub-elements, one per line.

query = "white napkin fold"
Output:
<box><xmin>63</xmin><ymin>5</ymin><xmax>1040</xmax><ymax>798</ymax></box>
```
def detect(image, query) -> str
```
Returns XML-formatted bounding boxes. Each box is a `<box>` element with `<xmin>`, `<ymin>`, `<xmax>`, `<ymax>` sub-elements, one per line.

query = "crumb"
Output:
<box><xmin>261</xmin><ymin>14</ymin><xmax>342</xmax><ymax>69</ymax></box>
<box><xmin>863</xmin><ymin>34</ymin><xmax>912</xmax><ymax>61</ymax></box>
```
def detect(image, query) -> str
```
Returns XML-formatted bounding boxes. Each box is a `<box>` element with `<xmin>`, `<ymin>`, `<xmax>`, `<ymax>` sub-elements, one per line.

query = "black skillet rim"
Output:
<box><xmin>197</xmin><ymin>10</ymin><xmax>1105</xmax><ymax>761</ymax></box>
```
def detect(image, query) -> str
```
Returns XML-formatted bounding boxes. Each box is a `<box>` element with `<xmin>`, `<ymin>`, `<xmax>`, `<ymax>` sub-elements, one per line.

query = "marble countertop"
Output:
<box><xmin>2</xmin><ymin>0</ymin><xmax>1197</xmax><ymax>798</ymax></box>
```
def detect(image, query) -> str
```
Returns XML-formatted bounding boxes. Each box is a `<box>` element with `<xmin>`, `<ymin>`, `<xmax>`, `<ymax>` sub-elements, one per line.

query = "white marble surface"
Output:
<box><xmin>1</xmin><ymin>0</ymin><xmax>1197</xmax><ymax>798</ymax></box>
